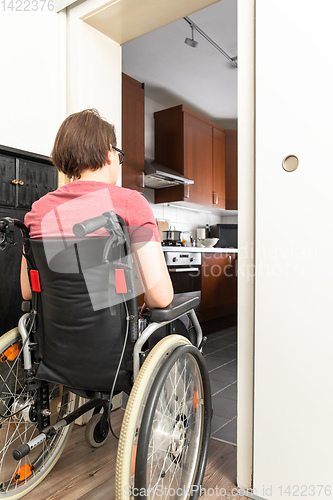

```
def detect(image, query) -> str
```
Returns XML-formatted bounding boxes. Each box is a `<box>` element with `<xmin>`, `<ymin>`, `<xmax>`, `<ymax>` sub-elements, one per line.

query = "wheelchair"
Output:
<box><xmin>0</xmin><ymin>212</ymin><xmax>212</xmax><ymax>499</ymax></box>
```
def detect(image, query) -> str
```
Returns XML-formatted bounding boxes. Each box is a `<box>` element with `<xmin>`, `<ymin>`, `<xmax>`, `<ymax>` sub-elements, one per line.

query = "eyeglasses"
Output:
<box><xmin>112</xmin><ymin>146</ymin><xmax>125</xmax><ymax>165</ymax></box>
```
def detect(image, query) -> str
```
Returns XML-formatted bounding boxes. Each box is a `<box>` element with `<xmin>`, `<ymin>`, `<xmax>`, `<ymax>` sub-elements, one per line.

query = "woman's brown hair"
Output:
<box><xmin>51</xmin><ymin>109</ymin><xmax>117</xmax><ymax>179</ymax></box>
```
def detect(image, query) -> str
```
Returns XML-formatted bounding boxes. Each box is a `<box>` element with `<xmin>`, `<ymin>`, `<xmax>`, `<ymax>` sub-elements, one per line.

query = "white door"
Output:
<box><xmin>254</xmin><ymin>1</ymin><xmax>333</xmax><ymax>498</ymax></box>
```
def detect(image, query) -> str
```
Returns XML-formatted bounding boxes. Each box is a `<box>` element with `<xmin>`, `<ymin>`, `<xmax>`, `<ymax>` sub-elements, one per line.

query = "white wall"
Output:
<box><xmin>67</xmin><ymin>4</ymin><xmax>121</xmax><ymax>126</ymax></box>
<box><xmin>66</xmin><ymin>0</ymin><xmax>122</xmax><ymax>183</ymax></box>
<box><xmin>0</xmin><ymin>10</ymin><xmax>62</xmax><ymax>156</ymax></box>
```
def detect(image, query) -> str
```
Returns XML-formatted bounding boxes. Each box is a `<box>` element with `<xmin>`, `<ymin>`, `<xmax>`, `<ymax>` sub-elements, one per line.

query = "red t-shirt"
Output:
<box><xmin>24</xmin><ymin>180</ymin><xmax>160</xmax><ymax>243</ymax></box>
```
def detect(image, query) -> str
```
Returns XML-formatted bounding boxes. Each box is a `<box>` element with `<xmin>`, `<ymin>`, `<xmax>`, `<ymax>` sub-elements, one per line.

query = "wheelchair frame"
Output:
<box><xmin>0</xmin><ymin>214</ymin><xmax>212</xmax><ymax>500</ymax></box>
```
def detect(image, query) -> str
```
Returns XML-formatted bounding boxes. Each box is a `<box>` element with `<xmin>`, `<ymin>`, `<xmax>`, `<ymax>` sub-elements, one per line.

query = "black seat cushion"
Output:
<box><xmin>26</xmin><ymin>238</ymin><xmax>132</xmax><ymax>394</ymax></box>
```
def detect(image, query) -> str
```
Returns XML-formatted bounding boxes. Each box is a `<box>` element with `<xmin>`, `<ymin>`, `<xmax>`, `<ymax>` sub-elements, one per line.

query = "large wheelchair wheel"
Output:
<box><xmin>0</xmin><ymin>328</ymin><xmax>79</xmax><ymax>499</ymax></box>
<box><xmin>116</xmin><ymin>335</ymin><xmax>212</xmax><ymax>499</ymax></box>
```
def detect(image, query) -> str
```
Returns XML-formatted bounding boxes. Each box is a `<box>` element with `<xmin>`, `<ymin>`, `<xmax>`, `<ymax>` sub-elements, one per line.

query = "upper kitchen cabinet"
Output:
<box><xmin>0</xmin><ymin>147</ymin><xmax>57</xmax><ymax>209</ymax></box>
<box><xmin>122</xmin><ymin>73</ymin><xmax>145</xmax><ymax>192</ymax></box>
<box><xmin>225</xmin><ymin>129</ymin><xmax>238</xmax><ymax>210</ymax></box>
<box><xmin>154</xmin><ymin>105</ymin><xmax>233</xmax><ymax>208</ymax></box>
<box><xmin>183</xmin><ymin>111</ymin><xmax>213</xmax><ymax>205</ymax></box>
<box><xmin>212</xmin><ymin>126</ymin><xmax>226</xmax><ymax>209</ymax></box>
<box><xmin>154</xmin><ymin>105</ymin><xmax>214</xmax><ymax>205</ymax></box>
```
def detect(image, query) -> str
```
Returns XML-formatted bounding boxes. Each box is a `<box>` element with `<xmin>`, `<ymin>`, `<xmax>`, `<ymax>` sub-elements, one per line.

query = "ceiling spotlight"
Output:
<box><xmin>183</xmin><ymin>16</ymin><xmax>237</xmax><ymax>67</ymax></box>
<box><xmin>185</xmin><ymin>25</ymin><xmax>198</xmax><ymax>48</ymax></box>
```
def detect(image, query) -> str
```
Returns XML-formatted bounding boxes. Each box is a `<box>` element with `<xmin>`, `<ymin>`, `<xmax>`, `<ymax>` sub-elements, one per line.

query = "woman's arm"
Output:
<box><xmin>131</xmin><ymin>241</ymin><xmax>173</xmax><ymax>309</ymax></box>
<box><xmin>20</xmin><ymin>255</ymin><xmax>32</xmax><ymax>301</ymax></box>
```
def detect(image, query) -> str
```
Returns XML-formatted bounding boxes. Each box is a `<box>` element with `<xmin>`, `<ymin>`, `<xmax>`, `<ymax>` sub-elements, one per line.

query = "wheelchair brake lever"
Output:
<box><xmin>198</xmin><ymin>336</ymin><xmax>207</xmax><ymax>351</ymax></box>
<box><xmin>103</xmin><ymin>211</ymin><xmax>125</xmax><ymax>244</ymax></box>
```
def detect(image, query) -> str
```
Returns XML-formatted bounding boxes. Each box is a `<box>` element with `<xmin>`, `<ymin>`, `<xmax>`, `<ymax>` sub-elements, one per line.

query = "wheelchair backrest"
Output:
<box><xmin>25</xmin><ymin>236</ymin><xmax>134</xmax><ymax>395</ymax></box>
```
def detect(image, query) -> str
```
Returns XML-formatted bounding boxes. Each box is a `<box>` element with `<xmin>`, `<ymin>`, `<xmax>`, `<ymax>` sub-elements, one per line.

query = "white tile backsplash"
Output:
<box><xmin>143</xmin><ymin>188</ymin><xmax>237</xmax><ymax>242</ymax></box>
<box><xmin>220</xmin><ymin>215</ymin><xmax>238</xmax><ymax>224</ymax></box>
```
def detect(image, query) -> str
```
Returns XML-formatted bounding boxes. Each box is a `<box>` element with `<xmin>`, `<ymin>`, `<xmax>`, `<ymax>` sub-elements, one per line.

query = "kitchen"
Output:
<box><xmin>121</xmin><ymin>0</ymin><xmax>238</xmax><ymax>330</ymax></box>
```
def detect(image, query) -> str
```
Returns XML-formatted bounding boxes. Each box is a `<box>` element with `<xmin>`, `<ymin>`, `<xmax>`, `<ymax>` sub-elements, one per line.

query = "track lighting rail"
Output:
<box><xmin>184</xmin><ymin>16</ymin><xmax>237</xmax><ymax>68</ymax></box>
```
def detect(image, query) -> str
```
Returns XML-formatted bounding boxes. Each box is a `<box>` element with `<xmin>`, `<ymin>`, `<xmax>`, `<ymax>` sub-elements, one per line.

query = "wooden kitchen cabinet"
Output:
<box><xmin>122</xmin><ymin>73</ymin><xmax>145</xmax><ymax>192</ymax></box>
<box><xmin>212</xmin><ymin>127</ymin><xmax>226</xmax><ymax>209</ymax></box>
<box><xmin>154</xmin><ymin>105</ymin><xmax>228</xmax><ymax>207</ymax></box>
<box><xmin>183</xmin><ymin>111</ymin><xmax>213</xmax><ymax>205</ymax></box>
<box><xmin>225</xmin><ymin>129</ymin><xmax>238</xmax><ymax>210</ymax></box>
<box><xmin>200</xmin><ymin>252</ymin><xmax>237</xmax><ymax>322</ymax></box>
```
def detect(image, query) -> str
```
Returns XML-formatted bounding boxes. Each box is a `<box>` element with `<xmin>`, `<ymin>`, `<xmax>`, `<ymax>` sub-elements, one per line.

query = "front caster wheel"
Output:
<box><xmin>85</xmin><ymin>413</ymin><xmax>109</xmax><ymax>448</ymax></box>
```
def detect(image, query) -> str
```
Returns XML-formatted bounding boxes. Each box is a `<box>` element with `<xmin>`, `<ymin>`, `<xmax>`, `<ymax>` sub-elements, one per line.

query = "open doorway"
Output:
<box><xmin>121</xmin><ymin>0</ymin><xmax>241</xmax><ymax>492</ymax></box>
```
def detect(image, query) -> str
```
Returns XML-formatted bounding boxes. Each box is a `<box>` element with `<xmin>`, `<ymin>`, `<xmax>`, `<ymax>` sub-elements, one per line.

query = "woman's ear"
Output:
<box><xmin>107</xmin><ymin>149</ymin><xmax>112</xmax><ymax>165</ymax></box>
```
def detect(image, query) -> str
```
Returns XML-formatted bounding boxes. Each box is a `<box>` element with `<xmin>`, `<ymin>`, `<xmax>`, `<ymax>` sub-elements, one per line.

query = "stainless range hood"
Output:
<box><xmin>144</xmin><ymin>158</ymin><xmax>194</xmax><ymax>189</ymax></box>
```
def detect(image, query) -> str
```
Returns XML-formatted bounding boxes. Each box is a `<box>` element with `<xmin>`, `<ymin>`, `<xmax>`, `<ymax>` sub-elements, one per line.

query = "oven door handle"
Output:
<box><xmin>168</xmin><ymin>267</ymin><xmax>200</xmax><ymax>272</ymax></box>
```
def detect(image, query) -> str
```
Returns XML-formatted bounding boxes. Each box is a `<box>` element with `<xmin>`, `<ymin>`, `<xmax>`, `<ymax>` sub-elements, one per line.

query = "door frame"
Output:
<box><xmin>236</xmin><ymin>0</ymin><xmax>255</xmax><ymax>489</ymax></box>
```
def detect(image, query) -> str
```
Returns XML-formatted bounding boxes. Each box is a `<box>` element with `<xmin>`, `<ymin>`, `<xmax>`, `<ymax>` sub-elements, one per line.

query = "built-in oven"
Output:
<box><xmin>164</xmin><ymin>251</ymin><xmax>201</xmax><ymax>312</ymax></box>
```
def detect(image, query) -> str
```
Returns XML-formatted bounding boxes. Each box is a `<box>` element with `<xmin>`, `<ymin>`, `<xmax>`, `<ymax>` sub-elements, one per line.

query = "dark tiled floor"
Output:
<box><xmin>123</xmin><ymin>325</ymin><xmax>238</xmax><ymax>444</ymax></box>
<box><xmin>204</xmin><ymin>326</ymin><xmax>237</xmax><ymax>445</ymax></box>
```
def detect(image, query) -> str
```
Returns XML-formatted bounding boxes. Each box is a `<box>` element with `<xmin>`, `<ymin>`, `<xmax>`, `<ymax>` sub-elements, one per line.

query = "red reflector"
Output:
<box><xmin>29</xmin><ymin>270</ymin><xmax>41</xmax><ymax>292</ymax></box>
<box><xmin>115</xmin><ymin>269</ymin><xmax>127</xmax><ymax>294</ymax></box>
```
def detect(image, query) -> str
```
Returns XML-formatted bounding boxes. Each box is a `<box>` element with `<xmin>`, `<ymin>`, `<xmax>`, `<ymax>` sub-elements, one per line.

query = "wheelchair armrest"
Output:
<box><xmin>149</xmin><ymin>296</ymin><xmax>199</xmax><ymax>323</ymax></box>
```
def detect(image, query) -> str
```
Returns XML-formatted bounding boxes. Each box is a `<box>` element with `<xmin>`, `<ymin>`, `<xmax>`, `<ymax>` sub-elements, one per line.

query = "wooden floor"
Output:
<box><xmin>23</xmin><ymin>409</ymin><xmax>246</xmax><ymax>500</ymax></box>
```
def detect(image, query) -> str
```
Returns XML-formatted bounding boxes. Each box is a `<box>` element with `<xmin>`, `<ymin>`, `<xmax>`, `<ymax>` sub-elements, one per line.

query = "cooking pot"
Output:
<box><xmin>162</xmin><ymin>230</ymin><xmax>182</xmax><ymax>241</ymax></box>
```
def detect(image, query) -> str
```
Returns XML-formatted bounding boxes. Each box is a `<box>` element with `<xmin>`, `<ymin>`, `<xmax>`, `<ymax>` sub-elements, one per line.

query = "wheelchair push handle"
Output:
<box><xmin>72</xmin><ymin>213</ymin><xmax>110</xmax><ymax>237</ymax></box>
<box><xmin>0</xmin><ymin>217</ymin><xmax>29</xmax><ymax>250</ymax></box>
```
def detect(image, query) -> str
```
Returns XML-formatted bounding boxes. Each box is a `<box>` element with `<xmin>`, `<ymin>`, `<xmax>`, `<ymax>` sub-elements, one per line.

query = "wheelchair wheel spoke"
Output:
<box><xmin>0</xmin><ymin>329</ymin><xmax>79</xmax><ymax>497</ymax></box>
<box><xmin>116</xmin><ymin>335</ymin><xmax>211</xmax><ymax>500</ymax></box>
<box><xmin>146</xmin><ymin>353</ymin><xmax>207</xmax><ymax>498</ymax></box>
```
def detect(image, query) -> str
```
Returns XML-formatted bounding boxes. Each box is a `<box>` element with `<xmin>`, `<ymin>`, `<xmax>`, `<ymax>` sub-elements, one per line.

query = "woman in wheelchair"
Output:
<box><xmin>0</xmin><ymin>109</ymin><xmax>212</xmax><ymax>499</ymax></box>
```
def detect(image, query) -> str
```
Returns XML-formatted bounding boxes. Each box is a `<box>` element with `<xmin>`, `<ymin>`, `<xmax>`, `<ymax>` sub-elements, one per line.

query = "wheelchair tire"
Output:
<box><xmin>0</xmin><ymin>328</ymin><xmax>79</xmax><ymax>499</ymax></box>
<box><xmin>115</xmin><ymin>335</ymin><xmax>212</xmax><ymax>499</ymax></box>
<box><xmin>85</xmin><ymin>413</ymin><xmax>109</xmax><ymax>448</ymax></box>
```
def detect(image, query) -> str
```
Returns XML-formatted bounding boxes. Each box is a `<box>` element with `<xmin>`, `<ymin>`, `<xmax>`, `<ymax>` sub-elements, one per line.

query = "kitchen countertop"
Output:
<box><xmin>162</xmin><ymin>246</ymin><xmax>238</xmax><ymax>253</ymax></box>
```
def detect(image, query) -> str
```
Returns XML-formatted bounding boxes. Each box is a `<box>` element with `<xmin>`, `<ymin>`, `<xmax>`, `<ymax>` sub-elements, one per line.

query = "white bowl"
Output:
<box><xmin>200</xmin><ymin>238</ymin><xmax>219</xmax><ymax>247</ymax></box>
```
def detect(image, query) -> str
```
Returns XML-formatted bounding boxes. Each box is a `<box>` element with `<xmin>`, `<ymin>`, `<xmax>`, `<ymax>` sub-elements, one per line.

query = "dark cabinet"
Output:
<box><xmin>122</xmin><ymin>73</ymin><xmax>145</xmax><ymax>192</ymax></box>
<box><xmin>200</xmin><ymin>252</ymin><xmax>237</xmax><ymax>322</ymax></box>
<box><xmin>154</xmin><ymin>105</ymin><xmax>230</xmax><ymax>208</ymax></box>
<box><xmin>0</xmin><ymin>154</ymin><xmax>16</xmax><ymax>206</ymax></box>
<box><xmin>0</xmin><ymin>146</ymin><xmax>58</xmax><ymax>335</ymax></box>
<box><xmin>0</xmin><ymin>151</ymin><xmax>57</xmax><ymax>209</ymax></box>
